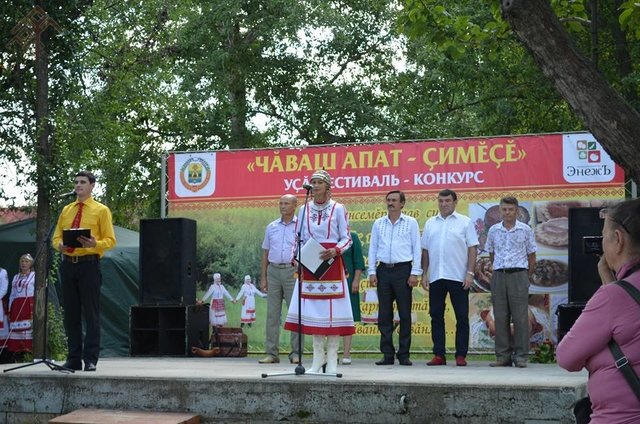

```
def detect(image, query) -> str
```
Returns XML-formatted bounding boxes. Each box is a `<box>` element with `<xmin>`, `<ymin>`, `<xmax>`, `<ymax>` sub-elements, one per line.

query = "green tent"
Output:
<box><xmin>0</xmin><ymin>218</ymin><xmax>139</xmax><ymax>357</ymax></box>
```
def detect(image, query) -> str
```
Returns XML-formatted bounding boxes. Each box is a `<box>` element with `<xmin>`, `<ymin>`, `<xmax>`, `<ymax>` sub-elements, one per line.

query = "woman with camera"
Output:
<box><xmin>557</xmin><ymin>199</ymin><xmax>640</xmax><ymax>423</ymax></box>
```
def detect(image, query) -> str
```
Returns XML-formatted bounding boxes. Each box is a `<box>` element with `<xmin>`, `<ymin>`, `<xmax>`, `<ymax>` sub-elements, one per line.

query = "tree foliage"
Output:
<box><xmin>398</xmin><ymin>0</ymin><xmax>640</xmax><ymax>183</ymax></box>
<box><xmin>2</xmin><ymin>0</ymin><xmax>640</xmax><ymax>285</ymax></box>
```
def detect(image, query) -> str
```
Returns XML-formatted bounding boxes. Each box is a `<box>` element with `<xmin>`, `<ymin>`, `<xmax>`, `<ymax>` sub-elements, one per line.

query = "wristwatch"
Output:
<box><xmin>466</xmin><ymin>271</ymin><xmax>474</xmax><ymax>277</ymax></box>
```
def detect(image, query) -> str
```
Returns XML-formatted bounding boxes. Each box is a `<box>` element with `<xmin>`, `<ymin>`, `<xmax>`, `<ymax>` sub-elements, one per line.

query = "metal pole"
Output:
<box><xmin>160</xmin><ymin>153</ymin><xmax>167</xmax><ymax>218</ymax></box>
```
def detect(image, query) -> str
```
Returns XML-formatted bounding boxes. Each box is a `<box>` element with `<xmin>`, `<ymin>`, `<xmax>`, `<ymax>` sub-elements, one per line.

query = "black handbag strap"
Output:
<box><xmin>608</xmin><ymin>280</ymin><xmax>640</xmax><ymax>402</ymax></box>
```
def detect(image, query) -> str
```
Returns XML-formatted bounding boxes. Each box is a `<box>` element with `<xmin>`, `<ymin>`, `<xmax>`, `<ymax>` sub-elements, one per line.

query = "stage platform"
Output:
<box><xmin>0</xmin><ymin>356</ymin><xmax>587</xmax><ymax>423</ymax></box>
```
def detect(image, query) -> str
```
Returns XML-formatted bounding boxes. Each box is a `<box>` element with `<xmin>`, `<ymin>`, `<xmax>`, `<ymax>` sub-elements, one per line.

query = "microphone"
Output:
<box><xmin>302</xmin><ymin>184</ymin><xmax>313</xmax><ymax>191</ymax></box>
<box><xmin>57</xmin><ymin>190</ymin><xmax>77</xmax><ymax>199</ymax></box>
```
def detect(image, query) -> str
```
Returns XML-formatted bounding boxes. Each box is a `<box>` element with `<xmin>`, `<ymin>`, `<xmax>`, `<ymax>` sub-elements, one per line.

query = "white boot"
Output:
<box><xmin>310</xmin><ymin>335</ymin><xmax>325</xmax><ymax>373</ymax></box>
<box><xmin>326</xmin><ymin>335</ymin><xmax>339</xmax><ymax>374</ymax></box>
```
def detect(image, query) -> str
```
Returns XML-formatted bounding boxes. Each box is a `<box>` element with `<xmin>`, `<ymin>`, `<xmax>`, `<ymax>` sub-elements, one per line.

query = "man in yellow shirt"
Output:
<box><xmin>53</xmin><ymin>171</ymin><xmax>116</xmax><ymax>371</ymax></box>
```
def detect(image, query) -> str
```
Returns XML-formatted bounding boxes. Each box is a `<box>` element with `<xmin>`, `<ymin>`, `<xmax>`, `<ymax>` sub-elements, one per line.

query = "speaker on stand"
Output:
<box><xmin>568</xmin><ymin>208</ymin><xmax>603</xmax><ymax>304</ymax></box>
<box><xmin>130</xmin><ymin>218</ymin><xmax>204</xmax><ymax>356</ymax></box>
<box><xmin>139</xmin><ymin>217</ymin><xmax>197</xmax><ymax>305</ymax></box>
<box><xmin>557</xmin><ymin>207</ymin><xmax>604</xmax><ymax>344</ymax></box>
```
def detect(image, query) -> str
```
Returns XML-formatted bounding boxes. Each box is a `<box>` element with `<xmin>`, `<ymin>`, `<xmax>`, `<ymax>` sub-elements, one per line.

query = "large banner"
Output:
<box><xmin>167</xmin><ymin>133</ymin><xmax>625</xmax><ymax>354</ymax></box>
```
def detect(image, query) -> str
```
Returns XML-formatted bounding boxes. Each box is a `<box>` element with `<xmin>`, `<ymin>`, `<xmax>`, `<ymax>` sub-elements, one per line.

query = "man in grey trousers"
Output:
<box><xmin>258</xmin><ymin>194</ymin><xmax>303</xmax><ymax>364</ymax></box>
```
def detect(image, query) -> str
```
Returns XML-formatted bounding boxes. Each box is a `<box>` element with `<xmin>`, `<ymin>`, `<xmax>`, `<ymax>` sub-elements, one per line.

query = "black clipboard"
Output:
<box><xmin>63</xmin><ymin>228</ymin><xmax>91</xmax><ymax>248</ymax></box>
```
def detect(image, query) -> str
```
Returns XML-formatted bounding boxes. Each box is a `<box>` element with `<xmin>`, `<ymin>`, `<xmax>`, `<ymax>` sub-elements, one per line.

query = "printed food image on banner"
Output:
<box><xmin>529</xmin><ymin>256</ymin><xmax>569</xmax><ymax>294</ymax></box>
<box><xmin>470</xmin><ymin>294</ymin><xmax>552</xmax><ymax>350</ymax></box>
<box><xmin>166</xmin><ymin>132</ymin><xmax>625</xmax><ymax>354</ymax></box>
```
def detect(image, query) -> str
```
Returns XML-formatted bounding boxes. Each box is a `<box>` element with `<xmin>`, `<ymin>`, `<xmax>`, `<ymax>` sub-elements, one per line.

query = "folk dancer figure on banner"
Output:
<box><xmin>235</xmin><ymin>275</ymin><xmax>266</xmax><ymax>327</ymax></box>
<box><xmin>7</xmin><ymin>254</ymin><xmax>36</xmax><ymax>354</ymax></box>
<box><xmin>200</xmin><ymin>273</ymin><xmax>236</xmax><ymax>328</ymax></box>
<box><xmin>284</xmin><ymin>169</ymin><xmax>355</xmax><ymax>374</ymax></box>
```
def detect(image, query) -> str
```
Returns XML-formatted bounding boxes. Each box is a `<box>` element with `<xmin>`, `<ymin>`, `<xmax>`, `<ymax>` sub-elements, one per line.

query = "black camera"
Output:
<box><xmin>582</xmin><ymin>236</ymin><xmax>603</xmax><ymax>255</ymax></box>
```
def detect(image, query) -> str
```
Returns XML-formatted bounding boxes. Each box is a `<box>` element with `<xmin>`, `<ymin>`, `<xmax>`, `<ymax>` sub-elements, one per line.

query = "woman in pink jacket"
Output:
<box><xmin>557</xmin><ymin>199</ymin><xmax>640</xmax><ymax>423</ymax></box>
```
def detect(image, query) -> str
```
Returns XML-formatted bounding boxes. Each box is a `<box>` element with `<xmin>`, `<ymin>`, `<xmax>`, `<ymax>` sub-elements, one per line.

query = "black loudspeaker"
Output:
<box><xmin>568</xmin><ymin>208</ymin><xmax>603</xmax><ymax>303</ymax></box>
<box><xmin>129</xmin><ymin>305</ymin><xmax>208</xmax><ymax>356</ymax></box>
<box><xmin>140</xmin><ymin>218</ymin><xmax>197</xmax><ymax>305</ymax></box>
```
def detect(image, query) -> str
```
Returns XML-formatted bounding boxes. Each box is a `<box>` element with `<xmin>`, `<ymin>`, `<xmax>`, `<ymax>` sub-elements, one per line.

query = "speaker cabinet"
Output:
<box><xmin>568</xmin><ymin>208</ymin><xmax>603</xmax><ymax>303</ymax></box>
<box><xmin>129</xmin><ymin>305</ymin><xmax>208</xmax><ymax>356</ymax></box>
<box><xmin>140</xmin><ymin>218</ymin><xmax>197</xmax><ymax>305</ymax></box>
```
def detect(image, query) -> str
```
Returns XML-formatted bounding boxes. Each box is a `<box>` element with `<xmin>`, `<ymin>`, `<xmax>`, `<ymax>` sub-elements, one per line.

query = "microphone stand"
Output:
<box><xmin>4</xmin><ymin>203</ymin><xmax>75</xmax><ymax>373</ymax></box>
<box><xmin>262</xmin><ymin>186</ymin><xmax>341</xmax><ymax>378</ymax></box>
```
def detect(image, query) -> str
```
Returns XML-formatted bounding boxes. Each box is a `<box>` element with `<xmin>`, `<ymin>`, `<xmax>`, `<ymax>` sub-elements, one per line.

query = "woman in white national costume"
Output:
<box><xmin>201</xmin><ymin>273</ymin><xmax>235</xmax><ymax>327</ymax></box>
<box><xmin>284</xmin><ymin>169</ymin><xmax>355</xmax><ymax>374</ymax></box>
<box><xmin>235</xmin><ymin>275</ymin><xmax>266</xmax><ymax>327</ymax></box>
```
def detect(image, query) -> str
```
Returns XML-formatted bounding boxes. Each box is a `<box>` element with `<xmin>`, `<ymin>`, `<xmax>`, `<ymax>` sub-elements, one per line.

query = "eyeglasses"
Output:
<box><xmin>599</xmin><ymin>208</ymin><xmax>632</xmax><ymax>234</ymax></box>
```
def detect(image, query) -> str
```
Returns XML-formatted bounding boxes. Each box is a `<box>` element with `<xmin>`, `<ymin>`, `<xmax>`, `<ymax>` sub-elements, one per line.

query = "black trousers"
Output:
<box><xmin>60</xmin><ymin>259</ymin><xmax>102</xmax><ymax>364</ymax></box>
<box><xmin>376</xmin><ymin>263</ymin><xmax>413</xmax><ymax>360</ymax></box>
<box><xmin>429</xmin><ymin>279</ymin><xmax>469</xmax><ymax>358</ymax></box>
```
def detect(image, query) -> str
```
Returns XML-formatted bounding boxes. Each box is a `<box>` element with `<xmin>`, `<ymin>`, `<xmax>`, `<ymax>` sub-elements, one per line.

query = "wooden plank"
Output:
<box><xmin>49</xmin><ymin>409</ymin><xmax>200</xmax><ymax>424</ymax></box>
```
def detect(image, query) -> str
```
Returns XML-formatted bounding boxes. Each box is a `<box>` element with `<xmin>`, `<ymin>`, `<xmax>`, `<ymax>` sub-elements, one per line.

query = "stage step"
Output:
<box><xmin>49</xmin><ymin>408</ymin><xmax>200</xmax><ymax>423</ymax></box>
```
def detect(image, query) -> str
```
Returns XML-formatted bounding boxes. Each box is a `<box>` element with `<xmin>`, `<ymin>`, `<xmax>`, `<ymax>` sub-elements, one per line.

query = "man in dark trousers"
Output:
<box><xmin>53</xmin><ymin>171</ymin><xmax>116</xmax><ymax>371</ymax></box>
<box><xmin>421</xmin><ymin>189</ymin><xmax>478</xmax><ymax>367</ymax></box>
<box><xmin>368</xmin><ymin>190</ymin><xmax>422</xmax><ymax>366</ymax></box>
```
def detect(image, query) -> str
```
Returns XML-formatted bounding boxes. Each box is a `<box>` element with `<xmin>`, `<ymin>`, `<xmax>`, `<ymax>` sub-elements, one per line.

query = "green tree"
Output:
<box><xmin>398</xmin><ymin>0</ymin><xmax>640</xmax><ymax>184</ymax></box>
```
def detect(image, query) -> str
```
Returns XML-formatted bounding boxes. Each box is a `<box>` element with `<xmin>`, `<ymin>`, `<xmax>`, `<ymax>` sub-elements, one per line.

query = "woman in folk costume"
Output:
<box><xmin>8</xmin><ymin>254</ymin><xmax>35</xmax><ymax>353</ymax></box>
<box><xmin>201</xmin><ymin>273</ymin><xmax>235</xmax><ymax>327</ymax></box>
<box><xmin>284</xmin><ymin>169</ymin><xmax>355</xmax><ymax>374</ymax></box>
<box><xmin>235</xmin><ymin>275</ymin><xmax>267</xmax><ymax>328</ymax></box>
<box><xmin>0</xmin><ymin>265</ymin><xmax>9</xmax><ymax>359</ymax></box>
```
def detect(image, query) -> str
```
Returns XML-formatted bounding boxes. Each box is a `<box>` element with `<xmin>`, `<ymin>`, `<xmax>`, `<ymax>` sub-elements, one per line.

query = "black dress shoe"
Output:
<box><xmin>398</xmin><ymin>358</ymin><xmax>412</xmax><ymax>366</ymax></box>
<box><xmin>84</xmin><ymin>362</ymin><xmax>97</xmax><ymax>372</ymax></box>
<box><xmin>62</xmin><ymin>360</ymin><xmax>82</xmax><ymax>371</ymax></box>
<box><xmin>375</xmin><ymin>357</ymin><xmax>394</xmax><ymax>365</ymax></box>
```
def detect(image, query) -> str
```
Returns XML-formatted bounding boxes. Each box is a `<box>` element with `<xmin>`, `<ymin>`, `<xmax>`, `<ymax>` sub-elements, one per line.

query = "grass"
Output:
<box><xmin>198</xmin><ymin>289</ymin><xmax>510</xmax><ymax>359</ymax></box>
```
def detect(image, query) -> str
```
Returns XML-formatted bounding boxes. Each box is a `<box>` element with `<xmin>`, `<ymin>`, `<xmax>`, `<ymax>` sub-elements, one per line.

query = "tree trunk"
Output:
<box><xmin>501</xmin><ymin>0</ymin><xmax>640</xmax><ymax>185</ymax></box>
<box><xmin>33</xmin><ymin>14</ymin><xmax>52</xmax><ymax>360</ymax></box>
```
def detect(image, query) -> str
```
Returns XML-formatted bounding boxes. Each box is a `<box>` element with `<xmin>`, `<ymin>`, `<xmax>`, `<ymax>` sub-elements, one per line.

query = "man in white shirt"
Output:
<box><xmin>421</xmin><ymin>189</ymin><xmax>478</xmax><ymax>367</ymax></box>
<box><xmin>368</xmin><ymin>191</ymin><xmax>422</xmax><ymax>366</ymax></box>
<box><xmin>258</xmin><ymin>194</ymin><xmax>302</xmax><ymax>364</ymax></box>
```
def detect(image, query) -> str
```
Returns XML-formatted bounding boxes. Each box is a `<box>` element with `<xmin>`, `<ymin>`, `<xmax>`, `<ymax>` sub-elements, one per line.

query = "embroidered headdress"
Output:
<box><xmin>310</xmin><ymin>169</ymin><xmax>331</xmax><ymax>188</ymax></box>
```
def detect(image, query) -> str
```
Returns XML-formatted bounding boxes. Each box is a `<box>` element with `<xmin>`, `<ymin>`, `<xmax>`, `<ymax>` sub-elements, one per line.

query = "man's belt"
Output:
<box><xmin>379</xmin><ymin>261</ymin><xmax>411</xmax><ymax>269</ymax></box>
<box><xmin>494</xmin><ymin>267</ymin><xmax>526</xmax><ymax>274</ymax></box>
<box><xmin>63</xmin><ymin>254</ymin><xmax>100</xmax><ymax>264</ymax></box>
<box><xmin>270</xmin><ymin>262</ymin><xmax>294</xmax><ymax>269</ymax></box>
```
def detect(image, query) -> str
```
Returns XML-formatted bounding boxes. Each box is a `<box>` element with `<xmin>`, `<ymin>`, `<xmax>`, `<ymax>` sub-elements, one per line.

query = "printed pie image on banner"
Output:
<box><xmin>562</xmin><ymin>133</ymin><xmax>616</xmax><ymax>183</ymax></box>
<box><xmin>174</xmin><ymin>153</ymin><xmax>217</xmax><ymax>197</ymax></box>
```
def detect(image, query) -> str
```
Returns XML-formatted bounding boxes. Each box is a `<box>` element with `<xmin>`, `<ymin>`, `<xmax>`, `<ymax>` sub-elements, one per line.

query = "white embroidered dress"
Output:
<box><xmin>284</xmin><ymin>199</ymin><xmax>355</xmax><ymax>336</ymax></box>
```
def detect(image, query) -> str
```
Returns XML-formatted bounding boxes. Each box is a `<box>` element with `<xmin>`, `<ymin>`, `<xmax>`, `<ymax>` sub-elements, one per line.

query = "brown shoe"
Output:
<box><xmin>258</xmin><ymin>356</ymin><xmax>280</xmax><ymax>364</ymax></box>
<box><xmin>489</xmin><ymin>360</ymin><xmax>512</xmax><ymax>367</ymax></box>
<box><xmin>289</xmin><ymin>356</ymin><xmax>300</xmax><ymax>364</ymax></box>
<box><xmin>515</xmin><ymin>361</ymin><xmax>527</xmax><ymax>368</ymax></box>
